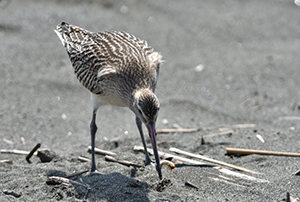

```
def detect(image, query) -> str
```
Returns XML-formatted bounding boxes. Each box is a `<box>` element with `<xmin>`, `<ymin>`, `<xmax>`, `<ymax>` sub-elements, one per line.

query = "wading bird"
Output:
<box><xmin>54</xmin><ymin>22</ymin><xmax>163</xmax><ymax>179</ymax></box>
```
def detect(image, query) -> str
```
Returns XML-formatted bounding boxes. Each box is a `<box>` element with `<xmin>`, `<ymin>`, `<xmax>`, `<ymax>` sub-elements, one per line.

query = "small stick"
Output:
<box><xmin>211</xmin><ymin>177</ymin><xmax>246</xmax><ymax>187</ymax></box>
<box><xmin>156</xmin><ymin>128</ymin><xmax>200</xmax><ymax>134</ymax></box>
<box><xmin>226</xmin><ymin>148</ymin><xmax>300</xmax><ymax>157</ymax></box>
<box><xmin>105</xmin><ymin>155</ymin><xmax>144</xmax><ymax>168</ymax></box>
<box><xmin>0</xmin><ymin>149</ymin><xmax>32</xmax><ymax>155</ymax></box>
<box><xmin>26</xmin><ymin>143</ymin><xmax>41</xmax><ymax>163</ymax></box>
<box><xmin>133</xmin><ymin>145</ymin><xmax>208</xmax><ymax>166</ymax></box>
<box><xmin>185</xmin><ymin>180</ymin><xmax>199</xmax><ymax>189</ymax></box>
<box><xmin>3</xmin><ymin>138</ymin><xmax>13</xmax><ymax>145</ymax></box>
<box><xmin>170</xmin><ymin>147</ymin><xmax>260</xmax><ymax>174</ymax></box>
<box><xmin>0</xmin><ymin>159</ymin><xmax>13</xmax><ymax>164</ymax></box>
<box><xmin>3</xmin><ymin>190</ymin><xmax>21</xmax><ymax>198</ymax></box>
<box><xmin>230</xmin><ymin>124</ymin><xmax>256</xmax><ymax>128</ymax></box>
<box><xmin>87</xmin><ymin>146</ymin><xmax>117</xmax><ymax>156</ymax></box>
<box><xmin>78</xmin><ymin>156</ymin><xmax>91</xmax><ymax>162</ymax></box>
<box><xmin>279</xmin><ymin>116</ymin><xmax>300</xmax><ymax>121</ymax></box>
<box><xmin>66</xmin><ymin>169</ymin><xmax>89</xmax><ymax>178</ymax></box>
<box><xmin>203</xmin><ymin>130</ymin><xmax>234</xmax><ymax>138</ymax></box>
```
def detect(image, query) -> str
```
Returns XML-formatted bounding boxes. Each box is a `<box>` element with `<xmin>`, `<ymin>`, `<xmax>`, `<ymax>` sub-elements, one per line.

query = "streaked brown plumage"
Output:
<box><xmin>54</xmin><ymin>22</ymin><xmax>163</xmax><ymax>179</ymax></box>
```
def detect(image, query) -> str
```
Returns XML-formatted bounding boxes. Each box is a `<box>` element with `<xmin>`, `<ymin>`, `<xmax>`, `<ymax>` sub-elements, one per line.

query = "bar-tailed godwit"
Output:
<box><xmin>54</xmin><ymin>22</ymin><xmax>163</xmax><ymax>179</ymax></box>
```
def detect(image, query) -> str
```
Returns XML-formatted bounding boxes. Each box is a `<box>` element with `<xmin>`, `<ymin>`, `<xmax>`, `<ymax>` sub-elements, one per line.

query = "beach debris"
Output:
<box><xmin>0</xmin><ymin>159</ymin><xmax>12</xmax><ymax>164</ymax></box>
<box><xmin>229</xmin><ymin>124</ymin><xmax>256</xmax><ymax>129</ymax></box>
<box><xmin>226</xmin><ymin>148</ymin><xmax>300</xmax><ymax>157</ymax></box>
<box><xmin>87</xmin><ymin>146</ymin><xmax>117</xmax><ymax>156</ymax></box>
<box><xmin>256</xmin><ymin>134</ymin><xmax>265</xmax><ymax>143</ymax></box>
<box><xmin>203</xmin><ymin>130</ymin><xmax>234</xmax><ymax>138</ymax></box>
<box><xmin>133</xmin><ymin>146</ymin><xmax>267</xmax><ymax>182</ymax></box>
<box><xmin>200</xmin><ymin>136</ymin><xmax>205</xmax><ymax>145</ymax></box>
<box><xmin>3</xmin><ymin>190</ymin><xmax>22</xmax><ymax>198</ymax></box>
<box><xmin>0</xmin><ymin>149</ymin><xmax>32</xmax><ymax>155</ymax></box>
<box><xmin>20</xmin><ymin>137</ymin><xmax>26</xmax><ymax>144</ymax></box>
<box><xmin>211</xmin><ymin>177</ymin><xmax>246</xmax><ymax>187</ymax></box>
<box><xmin>185</xmin><ymin>180</ymin><xmax>199</xmax><ymax>189</ymax></box>
<box><xmin>134</xmin><ymin>145</ymin><xmax>208</xmax><ymax>167</ymax></box>
<box><xmin>194</xmin><ymin>64</ymin><xmax>205</xmax><ymax>72</ymax></box>
<box><xmin>26</xmin><ymin>143</ymin><xmax>41</xmax><ymax>163</ymax></box>
<box><xmin>3</xmin><ymin>138</ymin><xmax>13</xmax><ymax>145</ymax></box>
<box><xmin>78</xmin><ymin>156</ymin><xmax>91</xmax><ymax>162</ymax></box>
<box><xmin>170</xmin><ymin>147</ymin><xmax>260</xmax><ymax>174</ymax></box>
<box><xmin>156</xmin><ymin>128</ymin><xmax>201</xmax><ymax>134</ymax></box>
<box><xmin>162</xmin><ymin>119</ymin><xmax>169</xmax><ymax>125</ymax></box>
<box><xmin>279</xmin><ymin>116</ymin><xmax>300</xmax><ymax>121</ymax></box>
<box><xmin>105</xmin><ymin>155</ymin><xmax>144</xmax><ymax>168</ymax></box>
<box><xmin>37</xmin><ymin>148</ymin><xmax>56</xmax><ymax>162</ymax></box>
<box><xmin>160</xmin><ymin>159</ymin><xmax>175</xmax><ymax>170</ymax></box>
<box><xmin>66</xmin><ymin>170</ymin><xmax>89</xmax><ymax>178</ymax></box>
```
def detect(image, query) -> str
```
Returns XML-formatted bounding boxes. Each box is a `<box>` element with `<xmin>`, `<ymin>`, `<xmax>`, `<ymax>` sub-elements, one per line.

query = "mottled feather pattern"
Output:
<box><xmin>55</xmin><ymin>22</ymin><xmax>162</xmax><ymax>99</ymax></box>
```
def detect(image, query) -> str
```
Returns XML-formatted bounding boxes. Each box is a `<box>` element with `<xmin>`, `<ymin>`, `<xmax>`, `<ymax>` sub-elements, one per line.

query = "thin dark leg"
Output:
<box><xmin>135</xmin><ymin>116</ymin><xmax>152</xmax><ymax>165</ymax></box>
<box><xmin>90</xmin><ymin>110</ymin><xmax>97</xmax><ymax>172</ymax></box>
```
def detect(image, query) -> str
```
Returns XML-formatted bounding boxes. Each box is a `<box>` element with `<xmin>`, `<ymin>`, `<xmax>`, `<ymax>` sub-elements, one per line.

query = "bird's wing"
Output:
<box><xmin>55</xmin><ymin>22</ymin><xmax>114</xmax><ymax>94</ymax></box>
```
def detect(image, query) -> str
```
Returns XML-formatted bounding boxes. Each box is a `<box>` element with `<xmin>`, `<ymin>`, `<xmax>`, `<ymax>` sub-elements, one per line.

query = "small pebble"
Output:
<box><xmin>61</xmin><ymin>113</ymin><xmax>67</xmax><ymax>120</ymax></box>
<box><xmin>162</xmin><ymin>119</ymin><xmax>169</xmax><ymax>125</ymax></box>
<box><xmin>194</xmin><ymin>64</ymin><xmax>204</xmax><ymax>72</ymax></box>
<box><xmin>37</xmin><ymin>148</ymin><xmax>56</xmax><ymax>162</ymax></box>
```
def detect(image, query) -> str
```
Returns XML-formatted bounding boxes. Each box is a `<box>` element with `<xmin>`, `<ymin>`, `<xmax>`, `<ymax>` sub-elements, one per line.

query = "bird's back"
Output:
<box><xmin>55</xmin><ymin>22</ymin><xmax>162</xmax><ymax>101</ymax></box>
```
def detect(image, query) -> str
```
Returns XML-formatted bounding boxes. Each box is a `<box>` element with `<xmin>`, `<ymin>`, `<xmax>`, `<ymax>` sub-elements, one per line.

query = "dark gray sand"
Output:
<box><xmin>1</xmin><ymin>0</ymin><xmax>300</xmax><ymax>201</ymax></box>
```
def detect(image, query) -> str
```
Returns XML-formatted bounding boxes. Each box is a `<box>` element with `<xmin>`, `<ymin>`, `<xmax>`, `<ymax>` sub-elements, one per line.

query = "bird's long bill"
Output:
<box><xmin>147</xmin><ymin>121</ymin><xmax>162</xmax><ymax>179</ymax></box>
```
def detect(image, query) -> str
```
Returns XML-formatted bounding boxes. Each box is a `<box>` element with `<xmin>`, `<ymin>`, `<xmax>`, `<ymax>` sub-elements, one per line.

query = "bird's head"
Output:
<box><xmin>133</xmin><ymin>89</ymin><xmax>160</xmax><ymax>125</ymax></box>
<box><xmin>132</xmin><ymin>88</ymin><xmax>162</xmax><ymax>179</ymax></box>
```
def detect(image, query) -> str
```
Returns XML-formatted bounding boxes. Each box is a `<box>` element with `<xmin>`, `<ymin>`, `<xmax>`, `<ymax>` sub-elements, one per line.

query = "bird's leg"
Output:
<box><xmin>90</xmin><ymin>110</ymin><xmax>98</xmax><ymax>172</ymax></box>
<box><xmin>135</xmin><ymin>116</ymin><xmax>152</xmax><ymax>165</ymax></box>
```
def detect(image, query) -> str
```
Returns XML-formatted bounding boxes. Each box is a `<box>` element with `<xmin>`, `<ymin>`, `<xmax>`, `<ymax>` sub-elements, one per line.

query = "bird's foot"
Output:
<box><xmin>145</xmin><ymin>157</ymin><xmax>155</xmax><ymax>167</ymax></box>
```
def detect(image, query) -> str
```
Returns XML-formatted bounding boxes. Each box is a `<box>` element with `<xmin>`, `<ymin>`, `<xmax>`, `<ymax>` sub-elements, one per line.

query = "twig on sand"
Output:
<box><xmin>66</xmin><ymin>170</ymin><xmax>89</xmax><ymax>178</ymax></box>
<box><xmin>203</xmin><ymin>130</ymin><xmax>234</xmax><ymax>138</ymax></box>
<box><xmin>279</xmin><ymin>116</ymin><xmax>300</xmax><ymax>121</ymax></box>
<box><xmin>170</xmin><ymin>147</ymin><xmax>260</xmax><ymax>174</ymax></box>
<box><xmin>226</xmin><ymin>148</ymin><xmax>300</xmax><ymax>157</ymax></box>
<box><xmin>229</xmin><ymin>124</ymin><xmax>256</xmax><ymax>128</ymax></box>
<box><xmin>105</xmin><ymin>155</ymin><xmax>144</xmax><ymax>168</ymax></box>
<box><xmin>3</xmin><ymin>190</ymin><xmax>22</xmax><ymax>198</ymax></box>
<box><xmin>78</xmin><ymin>156</ymin><xmax>91</xmax><ymax>162</ymax></box>
<box><xmin>0</xmin><ymin>149</ymin><xmax>33</xmax><ymax>155</ymax></box>
<box><xmin>0</xmin><ymin>159</ymin><xmax>13</xmax><ymax>164</ymax></box>
<box><xmin>87</xmin><ymin>146</ymin><xmax>117</xmax><ymax>156</ymax></box>
<box><xmin>156</xmin><ymin>128</ymin><xmax>201</xmax><ymax>134</ymax></box>
<box><xmin>133</xmin><ymin>146</ymin><xmax>267</xmax><ymax>183</ymax></box>
<box><xmin>26</xmin><ymin>143</ymin><xmax>41</xmax><ymax>163</ymax></box>
<box><xmin>185</xmin><ymin>180</ymin><xmax>199</xmax><ymax>189</ymax></box>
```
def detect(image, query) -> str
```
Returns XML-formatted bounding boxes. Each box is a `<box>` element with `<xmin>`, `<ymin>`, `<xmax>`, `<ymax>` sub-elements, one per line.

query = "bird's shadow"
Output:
<box><xmin>46</xmin><ymin>170</ymin><xmax>150</xmax><ymax>202</ymax></box>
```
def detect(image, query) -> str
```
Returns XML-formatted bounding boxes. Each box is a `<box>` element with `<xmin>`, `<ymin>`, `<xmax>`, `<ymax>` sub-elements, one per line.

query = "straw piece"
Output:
<box><xmin>87</xmin><ymin>146</ymin><xmax>117</xmax><ymax>156</ymax></box>
<box><xmin>226</xmin><ymin>148</ymin><xmax>300</xmax><ymax>157</ymax></box>
<box><xmin>156</xmin><ymin>128</ymin><xmax>200</xmax><ymax>134</ymax></box>
<box><xmin>170</xmin><ymin>147</ymin><xmax>260</xmax><ymax>174</ymax></box>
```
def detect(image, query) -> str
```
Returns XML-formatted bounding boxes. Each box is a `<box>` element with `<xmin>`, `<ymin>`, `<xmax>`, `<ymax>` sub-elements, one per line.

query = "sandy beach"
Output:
<box><xmin>1</xmin><ymin>0</ymin><xmax>300</xmax><ymax>201</ymax></box>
